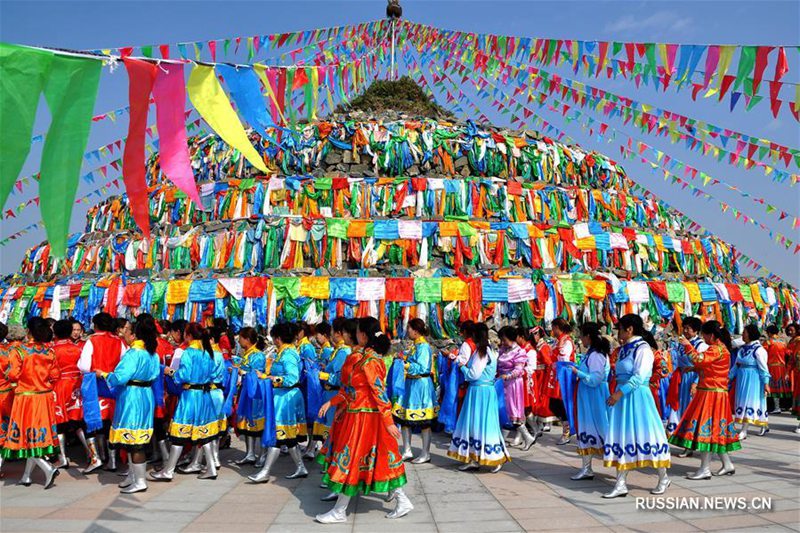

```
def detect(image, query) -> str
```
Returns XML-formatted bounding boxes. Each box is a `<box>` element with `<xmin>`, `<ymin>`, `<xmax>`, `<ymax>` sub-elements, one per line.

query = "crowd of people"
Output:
<box><xmin>0</xmin><ymin>312</ymin><xmax>798</xmax><ymax>524</ymax></box>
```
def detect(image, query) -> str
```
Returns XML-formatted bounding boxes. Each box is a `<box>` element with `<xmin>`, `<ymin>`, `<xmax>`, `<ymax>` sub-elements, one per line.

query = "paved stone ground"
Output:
<box><xmin>2</xmin><ymin>414</ymin><xmax>798</xmax><ymax>532</ymax></box>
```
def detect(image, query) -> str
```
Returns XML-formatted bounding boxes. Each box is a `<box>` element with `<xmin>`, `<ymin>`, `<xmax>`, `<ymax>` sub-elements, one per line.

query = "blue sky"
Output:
<box><xmin>1</xmin><ymin>0</ymin><xmax>798</xmax><ymax>285</ymax></box>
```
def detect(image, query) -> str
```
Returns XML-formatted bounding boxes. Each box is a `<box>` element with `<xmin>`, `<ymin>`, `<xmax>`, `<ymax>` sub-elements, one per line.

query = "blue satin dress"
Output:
<box><xmin>107</xmin><ymin>341</ymin><xmax>160</xmax><ymax>449</ymax></box>
<box><xmin>168</xmin><ymin>342</ymin><xmax>219</xmax><ymax>445</ymax></box>
<box><xmin>270</xmin><ymin>344</ymin><xmax>307</xmax><ymax>445</ymax></box>
<box><xmin>394</xmin><ymin>337</ymin><xmax>439</xmax><ymax>428</ymax></box>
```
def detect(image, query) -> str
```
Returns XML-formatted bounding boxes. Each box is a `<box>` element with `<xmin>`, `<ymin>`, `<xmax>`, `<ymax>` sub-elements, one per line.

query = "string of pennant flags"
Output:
<box><xmin>403</xmin><ymin>37</ymin><xmax>797</xmax><ymax>284</ymax></box>
<box><xmin>416</xmin><ymin>32</ymin><xmax>800</xmax><ymax>182</ymax></box>
<box><xmin>406</xmin><ymin>36</ymin><xmax>800</xmax><ymax>254</ymax></box>
<box><xmin>402</xmin><ymin>21</ymin><xmax>800</xmax><ymax>120</ymax></box>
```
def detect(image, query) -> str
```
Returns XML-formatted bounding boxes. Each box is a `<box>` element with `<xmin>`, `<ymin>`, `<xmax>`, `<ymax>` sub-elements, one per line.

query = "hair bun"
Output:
<box><xmin>374</xmin><ymin>331</ymin><xmax>383</xmax><ymax>338</ymax></box>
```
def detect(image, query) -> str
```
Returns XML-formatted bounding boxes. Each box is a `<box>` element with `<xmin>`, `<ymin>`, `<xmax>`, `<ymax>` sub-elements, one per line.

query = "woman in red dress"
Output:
<box><xmin>1</xmin><ymin>317</ymin><xmax>61</xmax><ymax>489</ymax></box>
<box><xmin>547</xmin><ymin>318</ymin><xmax>576</xmax><ymax>445</ymax></box>
<box><xmin>52</xmin><ymin>319</ymin><xmax>88</xmax><ymax>469</ymax></box>
<box><xmin>784</xmin><ymin>323</ymin><xmax>800</xmax><ymax>433</ymax></box>
<box><xmin>531</xmin><ymin>327</ymin><xmax>556</xmax><ymax>434</ymax></box>
<box><xmin>763</xmin><ymin>325</ymin><xmax>790</xmax><ymax>415</ymax></box>
<box><xmin>670</xmin><ymin>320</ymin><xmax>740</xmax><ymax>480</ymax></box>
<box><xmin>0</xmin><ymin>322</ymin><xmax>18</xmax><ymax>476</ymax></box>
<box><xmin>316</xmin><ymin>317</ymin><xmax>412</xmax><ymax>524</ymax></box>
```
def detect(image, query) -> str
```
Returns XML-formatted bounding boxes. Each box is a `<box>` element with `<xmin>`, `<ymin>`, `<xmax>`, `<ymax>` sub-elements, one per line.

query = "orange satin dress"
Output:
<box><xmin>669</xmin><ymin>341</ymin><xmax>741</xmax><ymax>454</ymax></box>
<box><xmin>1</xmin><ymin>343</ymin><xmax>61</xmax><ymax>458</ymax></box>
<box><xmin>0</xmin><ymin>341</ymin><xmax>19</xmax><ymax>447</ymax></box>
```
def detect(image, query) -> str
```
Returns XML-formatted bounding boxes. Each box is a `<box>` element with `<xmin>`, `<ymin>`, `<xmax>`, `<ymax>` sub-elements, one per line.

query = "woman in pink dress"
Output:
<box><xmin>497</xmin><ymin>326</ymin><xmax>535</xmax><ymax>450</ymax></box>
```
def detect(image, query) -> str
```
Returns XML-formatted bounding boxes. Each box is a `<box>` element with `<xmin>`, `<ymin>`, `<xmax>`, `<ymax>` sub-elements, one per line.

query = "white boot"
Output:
<box><xmin>738</xmin><ymin>424</ymin><xmax>748</xmax><ymax>441</ymax></box>
<box><xmin>81</xmin><ymin>437</ymin><xmax>103</xmax><ymax>474</ymax></box>
<box><xmin>157</xmin><ymin>439</ymin><xmax>170</xmax><ymax>465</ymax></box>
<box><xmin>199</xmin><ymin>442</ymin><xmax>217</xmax><ymax>480</ymax></box>
<box><xmin>570</xmin><ymin>455</ymin><xmax>594</xmax><ymax>480</ymax></box>
<box><xmin>303</xmin><ymin>440</ymin><xmax>318</xmax><ymax>460</ymax></box>
<box><xmin>315</xmin><ymin>494</ymin><xmax>350</xmax><ymax>524</ymax></box>
<box><xmin>233</xmin><ymin>435</ymin><xmax>256</xmax><ymax>465</ymax></box>
<box><xmin>400</xmin><ymin>427</ymin><xmax>413</xmax><ymax>460</ymax></box>
<box><xmin>516</xmin><ymin>423</ymin><xmax>536</xmax><ymax>451</ymax></box>
<box><xmin>75</xmin><ymin>428</ymin><xmax>91</xmax><ymax>463</ymax></box>
<box><xmin>386</xmin><ymin>488</ymin><xmax>414</xmax><ymax>519</ymax></box>
<box><xmin>104</xmin><ymin>448</ymin><xmax>118</xmax><ymax>471</ymax></box>
<box><xmin>17</xmin><ymin>458</ymin><xmax>36</xmax><ymax>486</ymax></box>
<box><xmin>458</xmin><ymin>461</ymin><xmax>480</xmax><ymax>471</ymax></box>
<box><xmin>118</xmin><ymin>467</ymin><xmax>134</xmax><ymax>488</ymax></box>
<box><xmin>248</xmin><ymin>447</ymin><xmax>280</xmax><ymax>483</ymax></box>
<box><xmin>53</xmin><ymin>434</ymin><xmax>70</xmax><ymax>469</ymax></box>
<box><xmin>603</xmin><ymin>470</ymin><xmax>628</xmax><ymax>498</ymax></box>
<box><xmin>556</xmin><ymin>422</ymin><xmax>571</xmax><ymax>445</ymax></box>
<box><xmin>651</xmin><ymin>467</ymin><xmax>670</xmax><ymax>494</ymax></box>
<box><xmin>286</xmin><ymin>446</ymin><xmax>309</xmax><ymax>479</ymax></box>
<box><xmin>211</xmin><ymin>439</ymin><xmax>221</xmax><ymax>468</ymax></box>
<box><xmin>411</xmin><ymin>428</ymin><xmax>432</xmax><ymax>464</ymax></box>
<box><xmin>503</xmin><ymin>427</ymin><xmax>522</xmax><ymax>447</ymax></box>
<box><xmin>149</xmin><ymin>445</ymin><xmax>182</xmax><ymax>481</ymax></box>
<box><xmin>121</xmin><ymin>462</ymin><xmax>148</xmax><ymax>494</ymax></box>
<box><xmin>179</xmin><ymin>446</ymin><xmax>204</xmax><ymax>474</ymax></box>
<box><xmin>687</xmin><ymin>452</ymin><xmax>711</xmax><ymax>480</ymax></box>
<box><xmin>33</xmin><ymin>458</ymin><xmax>59</xmax><ymax>489</ymax></box>
<box><xmin>715</xmin><ymin>453</ymin><xmax>735</xmax><ymax>476</ymax></box>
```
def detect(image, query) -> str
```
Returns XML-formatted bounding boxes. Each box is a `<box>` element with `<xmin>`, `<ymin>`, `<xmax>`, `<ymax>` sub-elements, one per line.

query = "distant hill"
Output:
<box><xmin>335</xmin><ymin>76</ymin><xmax>454</xmax><ymax>118</ymax></box>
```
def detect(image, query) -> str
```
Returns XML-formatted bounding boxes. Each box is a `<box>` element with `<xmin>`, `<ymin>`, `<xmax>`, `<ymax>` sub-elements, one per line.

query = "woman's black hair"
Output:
<box><xmin>617</xmin><ymin>314</ymin><xmax>658</xmax><ymax>349</ymax></box>
<box><xmin>315</xmin><ymin>322</ymin><xmax>331</xmax><ymax>337</ymax></box>
<box><xmin>0</xmin><ymin>322</ymin><xmax>7</xmax><ymax>343</ymax></box>
<box><xmin>271</xmin><ymin>322</ymin><xmax>297</xmax><ymax>345</ymax></box>
<box><xmin>765</xmin><ymin>324</ymin><xmax>780</xmax><ymax>336</ymax></box>
<box><xmin>498</xmin><ymin>326</ymin><xmax>517</xmax><ymax>342</ymax></box>
<box><xmin>701</xmin><ymin>320</ymin><xmax>733</xmax><ymax>353</ymax></box>
<box><xmin>185</xmin><ymin>322</ymin><xmax>214</xmax><ymax>358</ymax></box>
<box><xmin>458</xmin><ymin>320</ymin><xmax>475</xmax><ymax>339</ymax></box>
<box><xmin>357</xmin><ymin>317</ymin><xmax>391</xmax><ymax>355</ymax></box>
<box><xmin>295</xmin><ymin>321</ymin><xmax>313</xmax><ymax>338</ymax></box>
<box><xmin>92</xmin><ymin>312</ymin><xmax>115</xmax><ymax>333</ymax></box>
<box><xmin>683</xmin><ymin>316</ymin><xmax>703</xmax><ymax>333</ymax></box>
<box><xmin>743</xmin><ymin>324</ymin><xmax>761</xmax><ymax>343</ymax></box>
<box><xmin>239</xmin><ymin>327</ymin><xmax>266</xmax><ymax>350</ymax></box>
<box><xmin>515</xmin><ymin>327</ymin><xmax>533</xmax><ymax>344</ymax></box>
<box><xmin>408</xmin><ymin>318</ymin><xmax>428</xmax><ymax>337</ymax></box>
<box><xmin>170</xmin><ymin>319</ymin><xmax>188</xmax><ymax>335</ymax></box>
<box><xmin>115</xmin><ymin>318</ymin><xmax>130</xmax><ymax>332</ymax></box>
<box><xmin>472</xmin><ymin>323</ymin><xmax>490</xmax><ymax>358</ymax></box>
<box><xmin>580</xmin><ymin>322</ymin><xmax>610</xmax><ymax>356</ymax></box>
<box><xmin>551</xmin><ymin>317</ymin><xmax>572</xmax><ymax>334</ymax></box>
<box><xmin>134</xmin><ymin>318</ymin><xmax>159</xmax><ymax>355</ymax></box>
<box><xmin>332</xmin><ymin>317</ymin><xmax>357</xmax><ymax>343</ymax></box>
<box><xmin>213</xmin><ymin>317</ymin><xmax>235</xmax><ymax>348</ymax></box>
<box><xmin>28</xmin><ymin>317</ymin><xmax>53</xmax><ymax>343</ymax></box>
<box><xmin>53</xmin><ymin>319</ymin><xmax>73</xmax><ymax>340</ymax></box>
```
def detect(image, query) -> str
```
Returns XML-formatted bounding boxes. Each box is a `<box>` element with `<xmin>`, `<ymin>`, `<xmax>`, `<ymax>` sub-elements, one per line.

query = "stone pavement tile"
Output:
<box><xmin>615</xmin><ymin>521</ymin><xmax>699</xmax><ymax>532</ymax></box>
<box><xmin>268</xmin><ymin>522</ymin><xmax>354</xmax><ymax>533</ymax></box>
<box><xmin>515</xmin><ymin>510</ymin><xmax>603</xmax><ymax>530</ymax></box>
<box><xmin>0</xmin><ymin>518</ymin><xmax>94</xmax><ymax>532</ymax></box>
<box><xmin>763</xmin><ymin>509</ymin><xmax>800</xmax><ymax>529</ymax></box>
<box><xmin>41</xmin><ymin>506</ymin><xmax>104</xmax><ymax>520</ymax></box>
<box><xmin>591</xmin><ymin>509</ymin><xmax>676</xmax><ymax>526</ymax></box>
<box><xmin>431</xmin><ymin>508</ymin><xmax>515</xmax><ymax>523</ymax></box>
<box><xmin>687</xmin><ymin>513</ymin><xmax>787</xmax><ymax>531</ymax></box>
<box><xmin>191</xmin><ymin>508</ymin><xmax>278</xmax><ymax>526</ymax></box>
<box><xmin>436</xmin><ymin>519</ymin><xmax>523</xmax><ymax>533</ymax></box>
<box><xmin>0</xmin><ymin>505</ymin><xmax>60</xmax><ymax>519</ymax></box>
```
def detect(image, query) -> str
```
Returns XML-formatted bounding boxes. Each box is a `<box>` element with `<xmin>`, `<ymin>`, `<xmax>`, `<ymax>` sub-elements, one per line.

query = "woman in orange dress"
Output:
<box><xmin>670</xmin><ymin>320</ymin><xmax>740</xmax><ymax>480</ymax></box>
<box><xmin>316</xmin><ymin>317</ymin><xmax>412</xmax><ymax>524</ymax></box>
<box><xmin>1</xmin><ymin>317</ymin><xmax>61</xmax><ymax>489</ymax></box>
<box><xmin>52</xmin><ymin>319</ymin><xmax>87</xmax><ymax>469</ymax></box>
<box><xmin>0</xmin><ymin>322</ymin><xmax>18</xmax><ymax>476</ymax></box>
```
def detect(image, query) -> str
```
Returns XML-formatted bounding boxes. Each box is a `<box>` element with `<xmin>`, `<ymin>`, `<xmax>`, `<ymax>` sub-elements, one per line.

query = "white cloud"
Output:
<box><xmin>604</xmin><ymin>10</ymin><xmax>694</xmax><ymax>35</ymax></box>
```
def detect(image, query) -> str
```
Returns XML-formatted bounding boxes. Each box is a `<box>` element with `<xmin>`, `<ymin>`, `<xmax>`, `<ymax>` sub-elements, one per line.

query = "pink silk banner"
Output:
<box><xmin>152</xmin><ymin>63</ymin><xmax>202</xmax><ymax>206</ymax></box>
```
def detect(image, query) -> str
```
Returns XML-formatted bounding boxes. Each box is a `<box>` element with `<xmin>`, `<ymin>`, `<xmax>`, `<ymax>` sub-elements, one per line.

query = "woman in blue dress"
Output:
<box><xmin>231</xmin><ymin>327</ymin><xmax>267</xmax><ymax>465</ymax></box>
<box><xmin>447</xmin><ymin>323</ymin><xmax>510</xmax><ymax>472</ymax></box>
<box><xmin>570</xmin><ymin>322</ymin><xmax>610</xmax><ymax>481</ymax></box>
<box><xmin>395</xmin><ymin>318</ymin><xmax>438</xmax><ymax>464</ymax></box>
<box><xmin>249</xmin><ymin>322</ymin><xmax>308</xmax><ymax>483</ymax></box>
<box><xmin>305</xmin><ymin>322</ymin><xmax>334</xmax><ymax>459</ymax></box>
<box><xmin>731</xmin><ymin>324</ymin><xmax>770</xmax><ymax>440</ymax></box>
<box><xmin>312</xmin><ymin>320</ymin><xmax>351</xmax><ymax>447</ymax></box>
<box><xmin>101</xmin><ymin>316</ymin><xmax>161</xmax><ymax>493</ymax></box>
<box><xmin>603</xmin><ymin>314</ymin><xmax>671</xmax><ymax>498</ymax></box>
<box><xmin>182</xmin><ymin>325</ymin><xmax>229</xmax><ymax>474</ymax></box>
<box><xmin>151</xmin><ymin>323</ymin><xmax>219</xmax><ymax>481</ymax></box>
